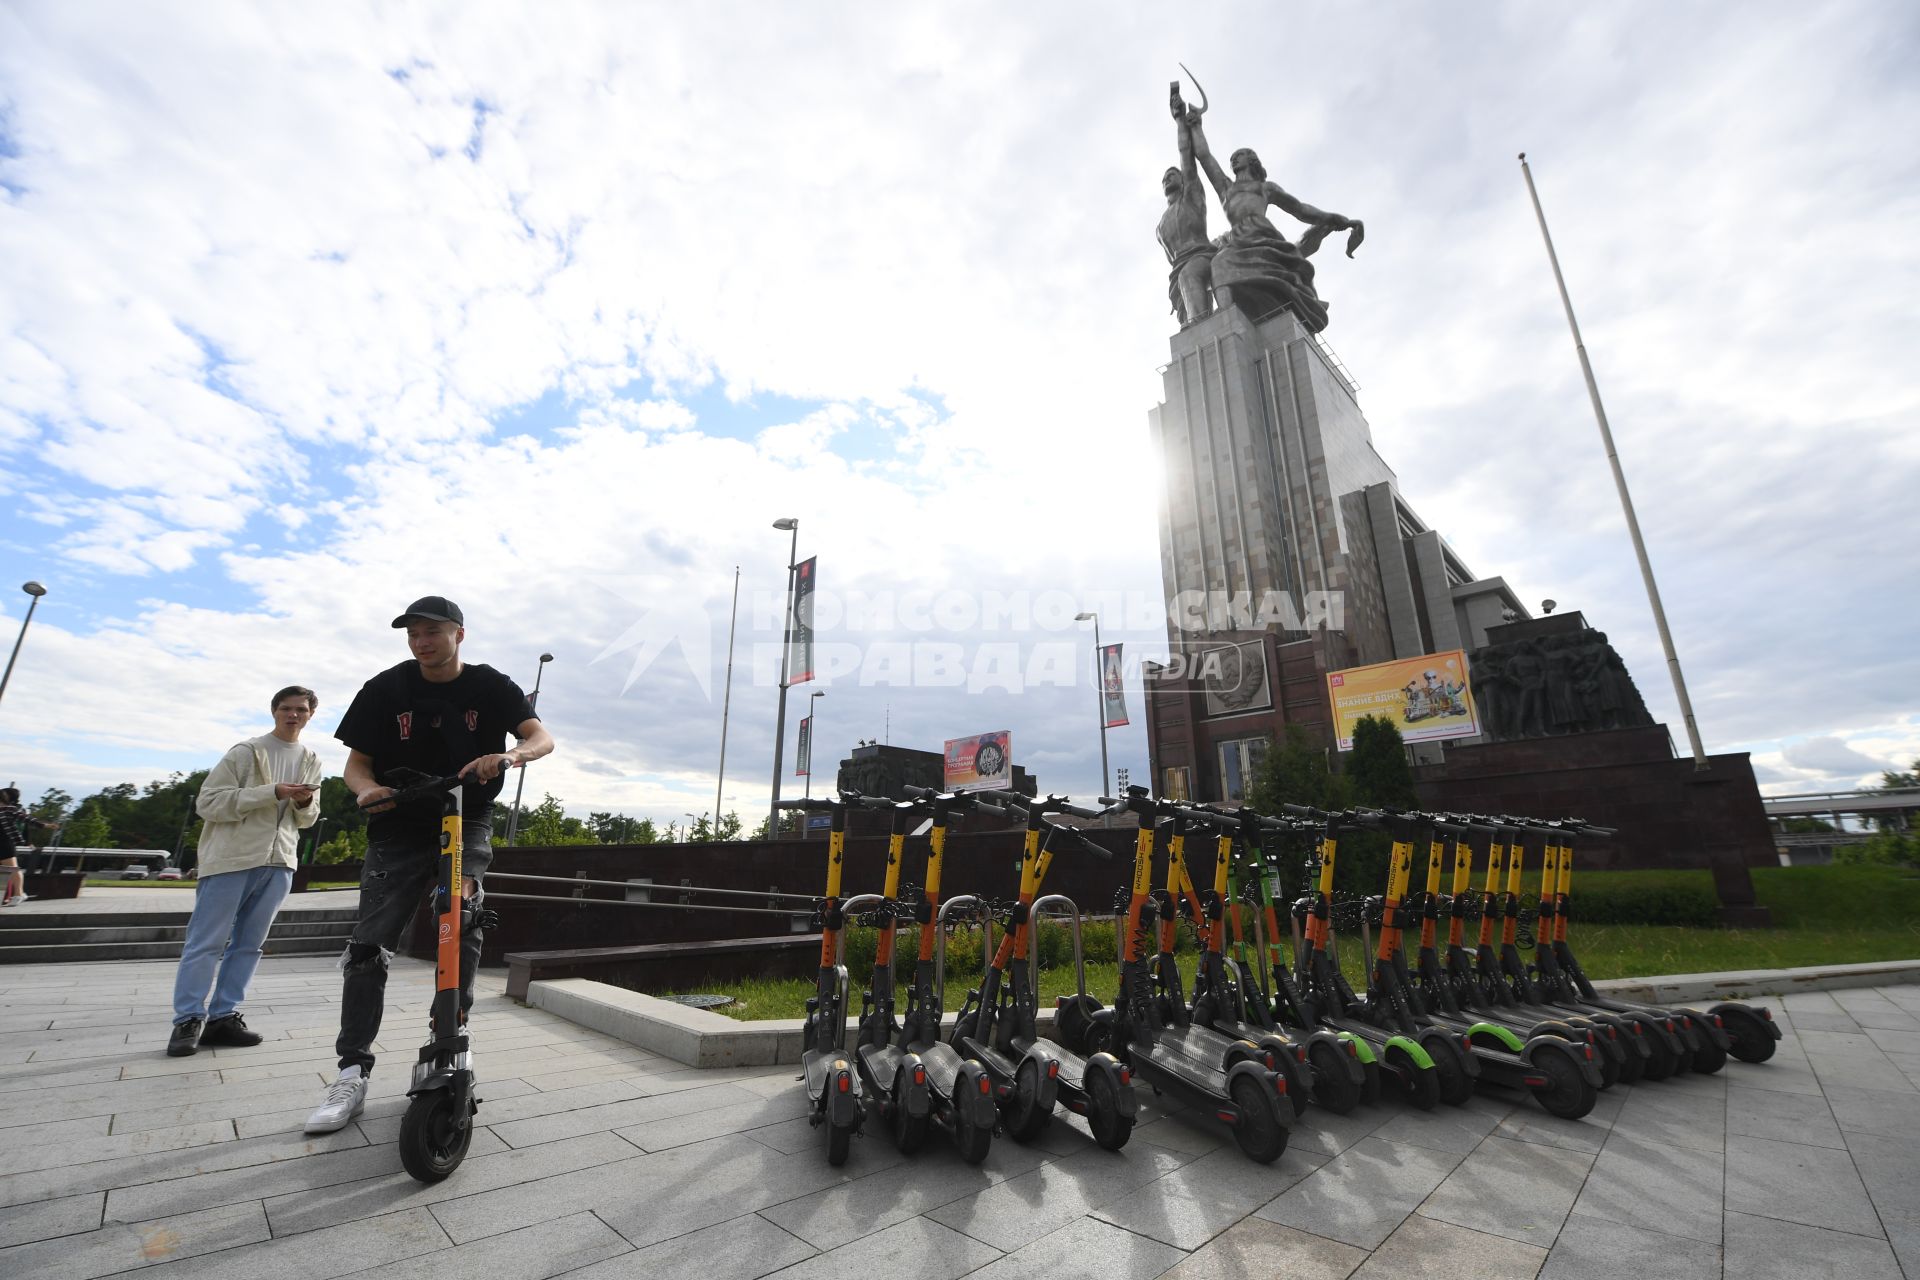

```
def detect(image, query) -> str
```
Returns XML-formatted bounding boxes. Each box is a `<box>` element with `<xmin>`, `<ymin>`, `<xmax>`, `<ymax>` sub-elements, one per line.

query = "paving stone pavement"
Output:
<box><xmin>2</xmin><ymin>956</ymin><xmax>1914</xmax><ymax>1279</ymax></box>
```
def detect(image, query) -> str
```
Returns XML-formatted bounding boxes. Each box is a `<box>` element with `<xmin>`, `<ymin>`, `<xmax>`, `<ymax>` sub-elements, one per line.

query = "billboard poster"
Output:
<box><xmin>1325</xmin><ymin>649</ymin><xmax>1479</xmax><ymax>750</ymax></box>
<box><xmin>795</xmin><ymin>715</ymin><xmax>811</xmax><ymax>777</ymax></box>
<box><xmin>1100</xmin><ymin>643</ymin><xmax>1128</xmax><ymax>728</ymax></box>
<box><xmin>943</xmin><ymin>730</ymin><xmax>1012</xmax><ymax>792</ymax></box>
<box><xmin>788</xmin><ymin>556</ymin><xmax>816</xmax><ymax>685</ymax></box>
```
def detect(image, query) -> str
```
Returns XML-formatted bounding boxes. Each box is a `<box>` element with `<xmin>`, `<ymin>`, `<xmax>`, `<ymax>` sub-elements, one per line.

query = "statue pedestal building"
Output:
<box><xmin>1140</xmin><ymin>303</ymin><xmax>1775</xmax><ymax>917</ymax></box>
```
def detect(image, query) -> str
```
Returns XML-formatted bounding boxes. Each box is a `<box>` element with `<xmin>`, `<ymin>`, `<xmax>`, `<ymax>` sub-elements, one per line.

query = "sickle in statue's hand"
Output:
<box><xmin>1178</xmin><ymin>63</ymin><xmax>1208</xmax><ymax>117</ymax></box>
<box><xmin>1345</xmin><ymin>221</ymin><xmax>1366</xmax><ymax>258</ymax></box>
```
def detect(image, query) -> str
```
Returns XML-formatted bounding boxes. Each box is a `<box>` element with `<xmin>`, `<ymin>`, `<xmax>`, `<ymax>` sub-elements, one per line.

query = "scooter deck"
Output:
<box><xmin>904</xmin><ymin>1039</ymin><xmax>973</xmax><ymax>1100</ymax></box>
<box><xmin>803</xmin><ymin>1046</ymin><xmax>857</xmax><ymax>1100</ymax></box>
<box><xmin>858</xmin><ymin>1041</ymin><xmax>911</xmax><ymax>1092</ymax></box>
<box><xmin>1130</xmin><ymin>1034</ymin><xmax>1249</xmax><ymax>1106</ymax></box>
<box><xmin>1156</xmin><ymin>1024</ymin><xmax>1263</xmax><ymax>1072</ymax></box>
<box><xmin>955</xmin><ymin>1037</ymin><xmax>1020</xmax><ymax>1085</ymax></box>
<box><xmin>1010</xmin><ymin>1034</ymin><xmax>1089</xmax><ymax>1095</ymax></box>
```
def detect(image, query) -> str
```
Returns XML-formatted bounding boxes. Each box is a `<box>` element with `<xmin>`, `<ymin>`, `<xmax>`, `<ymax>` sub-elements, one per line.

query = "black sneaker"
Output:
<box><xmin>200</xmin><ymin>1013</ymin><xmax>264</xmax><ymax>1048</ymax></box>
<box><xmin>167</xmin><ymin>1018</ymin><xmax>205</xmax><ymax>1057</ymax></box>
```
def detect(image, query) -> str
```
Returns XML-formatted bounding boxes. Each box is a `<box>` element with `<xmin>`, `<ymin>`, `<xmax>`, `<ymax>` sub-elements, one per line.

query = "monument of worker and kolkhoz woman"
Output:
<box><xmin>1137</xmin><ymin>71</ymin><xmax>1775</xmax><ymax>919</ymax></box>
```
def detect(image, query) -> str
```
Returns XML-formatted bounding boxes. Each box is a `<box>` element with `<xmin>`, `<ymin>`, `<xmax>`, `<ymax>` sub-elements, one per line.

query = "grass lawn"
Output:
<box><xmin>661</xmin><ymin>864</ymin><xmax>1920</xmax><ymax>1022</ymax></box>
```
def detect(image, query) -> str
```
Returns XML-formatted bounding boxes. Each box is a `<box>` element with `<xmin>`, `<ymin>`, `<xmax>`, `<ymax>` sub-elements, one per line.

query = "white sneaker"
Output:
<box><xmin>305</xmin><ymin>1066</ymin><xmax>368</xmax><ymax>1133</ymax></box>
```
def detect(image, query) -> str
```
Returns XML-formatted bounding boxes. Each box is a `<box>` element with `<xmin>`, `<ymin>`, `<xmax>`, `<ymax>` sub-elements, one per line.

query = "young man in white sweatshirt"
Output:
<box><xmin>167</xmin><ymin>686</ymin><xmax>326</xmax><ymax>1056</ymax></box>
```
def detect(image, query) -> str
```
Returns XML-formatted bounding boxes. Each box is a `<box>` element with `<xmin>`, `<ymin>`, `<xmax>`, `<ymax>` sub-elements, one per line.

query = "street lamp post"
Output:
<box><xmin>505</xmin><ymin>652</ymin><xmax>554</xmax><ymax>845</ymax></box>
<box><xmin>1074</xmin><ymin>612</ymin><xmax>1112</xmax><ymax>803</ymax></box>
<box><xmin>0</xmin><ymin>581</ymin><xmax>49</xmax><ymax>714</ymax></box>
<box><xmin>768</xmin><ymin>517</ymin><xmax>800</xmax><ymax>836</ymax></box>
<box><xmin>803</xmin><ymin>690</ymin><xmax>826</xmax><ymax>800</ymax></box>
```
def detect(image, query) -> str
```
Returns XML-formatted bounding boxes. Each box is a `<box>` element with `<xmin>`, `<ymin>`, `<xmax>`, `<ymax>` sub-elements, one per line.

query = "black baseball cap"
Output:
<box><xmin>391</xmin><ymin>596</ymin><xmax>465</xmax><ymax>628</ymax></box>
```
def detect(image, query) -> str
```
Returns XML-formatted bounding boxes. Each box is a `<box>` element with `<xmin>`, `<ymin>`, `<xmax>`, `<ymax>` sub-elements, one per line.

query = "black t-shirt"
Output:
<box><xmin>335</xmin><ymin>660</ymin><xmax>537</xmax><ymax>840</ymax></box>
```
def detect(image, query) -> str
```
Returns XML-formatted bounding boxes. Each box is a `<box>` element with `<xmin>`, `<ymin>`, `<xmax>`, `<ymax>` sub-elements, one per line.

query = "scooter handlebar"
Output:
<box><xmin>1040</xmin><ymin>818</ymin><xmax>1114</xmax><ymax>862</ymax></box>
<box><xmin>369</xmin><ymin>768</ymin><xmax>463</xmax><ymax>810</ymax></box>
<box><xmin>776</xmin><ymin>798</ymin><xmax>838</xmax><ymax>813</ymax></box>
<box><xmin>1055</xmin><ymin>801</ymin><xmax>1104</xmax><ymax>820</ymax></box>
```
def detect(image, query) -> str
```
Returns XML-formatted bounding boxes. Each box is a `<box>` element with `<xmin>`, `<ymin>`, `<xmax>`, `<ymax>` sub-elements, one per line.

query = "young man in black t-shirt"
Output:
<box><xmin>306</xmin><ymin>595</ymin><xmax>555</xmax><ymax>1134</ymax></box>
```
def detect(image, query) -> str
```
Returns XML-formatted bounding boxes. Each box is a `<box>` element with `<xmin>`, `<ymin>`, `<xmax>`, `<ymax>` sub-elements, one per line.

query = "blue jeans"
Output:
<box><xmin>171</xmin><ymin>865</ymin><xmax>294</xmax><ymax>1024</ymax></box>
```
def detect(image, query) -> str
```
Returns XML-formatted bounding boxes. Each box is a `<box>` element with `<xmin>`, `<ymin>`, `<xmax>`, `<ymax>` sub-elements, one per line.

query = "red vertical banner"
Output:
<box><xmin>1100</xmin><ymin>643</ymin><xmax>1129</xmax><ymax>728</ymax></box>
<box><xmin>795</xmin><ymin>715</ymin><xmax>811</xmax><ymax>777</ymax></box>
<box><xmin>788</xmin><ymin>556</ymin><xmax>817</xmax><ymax>685</ymax></box>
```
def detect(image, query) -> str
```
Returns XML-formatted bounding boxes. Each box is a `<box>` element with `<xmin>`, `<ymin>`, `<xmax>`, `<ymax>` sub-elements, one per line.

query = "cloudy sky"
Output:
<box><xmin>1</xmin><ymin>1</ymin><xmax>1915</xmax><ymax>828</ymax></box>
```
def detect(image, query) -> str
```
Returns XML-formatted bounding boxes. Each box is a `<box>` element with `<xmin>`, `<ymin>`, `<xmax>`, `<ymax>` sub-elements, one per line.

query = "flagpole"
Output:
<box><xmin>715</xmin><ymin>566</ymin><xmax>740</xmax><ymax>831</ymax></box>
<box><xmin>1519</xmin><ymin>152</ymin><xmax>1708</xmax><ymax>769</ymax></box>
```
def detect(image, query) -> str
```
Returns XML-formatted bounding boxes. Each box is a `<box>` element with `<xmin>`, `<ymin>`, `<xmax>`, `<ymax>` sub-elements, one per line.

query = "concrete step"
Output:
<box><xmin>0</xmin><ymin>918</ymin><xmax>360</xmax><ymax>947</ymax></box>
<box><xmin>0</xmin><ymin>932</ymin><xmax>356</xmax><ymax>964</ymax></box>
<box><xmin>0</xmin><ymin>907</ymin><xmax>358</xmax><ymax>931</ymax></box>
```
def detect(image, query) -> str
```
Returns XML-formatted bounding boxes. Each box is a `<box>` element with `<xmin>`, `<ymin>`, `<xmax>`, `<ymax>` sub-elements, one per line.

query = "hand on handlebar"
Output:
<box><xmin>356</xmin><ymin>785</ymin><xmax>397</xmax><ymax>814</ymax></box>
<box><xmin>460</xmin><ymin>752</ymin><xmax>517</xmax><ymax>785</ymax></box>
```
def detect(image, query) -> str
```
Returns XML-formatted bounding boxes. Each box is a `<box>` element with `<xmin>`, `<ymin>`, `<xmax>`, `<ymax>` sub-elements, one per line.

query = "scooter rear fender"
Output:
<box><xmin>1085</xmin><ymin>1051</ymin><xmax>1140</xmax><ymax>1118</ymax></box>
<box><xmin>1524</xmin><ymin>1034</ymin><xmax>1606</xmax><ymax>1089</ymax></box>
<box><xmin>956</xmin><ymin>1059</ymin><xmax>1001</xmax><ymax>1130</ymax></box>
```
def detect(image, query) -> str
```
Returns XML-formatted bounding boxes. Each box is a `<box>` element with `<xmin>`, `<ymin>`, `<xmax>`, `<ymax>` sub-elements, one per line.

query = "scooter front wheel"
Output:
<box><xmin>398</xmin><ymin>1089</ymin><xmax>473</xmax><ymax>1183</ymax></box>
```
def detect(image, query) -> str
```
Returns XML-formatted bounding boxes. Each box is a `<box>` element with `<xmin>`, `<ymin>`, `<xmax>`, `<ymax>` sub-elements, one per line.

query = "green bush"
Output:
<box><xmin>1835</xmin><ymin>831</ymin><xmax>1919</xmax><ymax>870</ymax></box>
<box><xmin>1566</xmin><ymin>872</ymin><xmax>1719</xmax><ymax>927</ymax></box>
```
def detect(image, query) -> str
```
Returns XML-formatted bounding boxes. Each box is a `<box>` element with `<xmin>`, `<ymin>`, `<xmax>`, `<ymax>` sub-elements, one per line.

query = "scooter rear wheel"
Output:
<box><xmin>827</xmin><ymin>1119</ymin><xmax>853</xmax><ymax>1166</ymax></box>
<box><xmin>1270</xmin><ymin>1046</ymin><xmax>1312</xmax><ymax>1120</ymax></box>
<box><xmin>891</xmin><ymin>1074</ymin><xmax>928</xmax><ymax>1154</ymax></box>
<box><xmin>1530</xmin><ymin>1047</ymin><xmax>1598</xmax><ymax>1120</ymax></box>
<box><xmin>1386</xmin><ymin>1046</ymin><xmax>1439</xmax><ymax>1111</ymax></box>
<box><xmin>1689</xmin><ymin>1031</ymin><xmax>1727</xmax><ymax>1075</ymax></box>
<box><xmin>1228</xmin><ymin>1074</ymin><xmax>1288</xmax><ymax>1164</ymax></box>
<box><xmin>1306</xmin><ymin>1041</ymin><xmax>1360</xmax><ymax>1116</ymax></box>
<box><xmin>1721</xmin><ymin>1008</ymin><xmax>1778</xmax><ymax>1064</ymax></box>
<box><xmin>1358</xmin><ymin>1055</ymin><xmax>1384</xmax><ymax>1107</ymax></box>
<box><xmin>1612</xmin><ymin>1032</ymin><xmax>1647</xmax><ymax>1085</ymax></box>
<box><xmin>1427</xmin><ymin>1037</ymin><xmax>1475</xmax><ymax>1107</ymax></box>
<box><xmin>1006</xmin><ymin>1058</ymin><xmax>1053</xmax><ymax>1142</ymax></box>
<box><xmin>1637</xmin><ymin>1022</ymin><xmax>1678</xmax><ymax>1080</ymax></box>
<box><xmin>1086</xmin><ymin>1068</ymin><xmax>1133</xmax><ymax>1152</ymax></box>
<box><xmin>398</xmin><ymin>1089</ymin><xmax>472</xmax><ymax>1183</ymax></box>
<box><xmin>953</xmin><ymin>1103</ymin><xmax>992</xmax><ymax>1165</ymax></box>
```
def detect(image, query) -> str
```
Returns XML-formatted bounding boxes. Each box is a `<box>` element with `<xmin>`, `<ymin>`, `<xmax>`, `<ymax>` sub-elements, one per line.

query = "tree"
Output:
<box><xmin>587</xmin><ymin>811</ymin><xmax>661</xmax><ymax>845</ymax></box>
<box><xmin>1249</xmin><ymin>725</ymin><xmax>1350</xmax><ymax>814</ymax></box>
<box><xmin>1345</xmin><ymin>716</ymin><xmax>1418</xmax><ymax>809</ymax></box>
<box><xmin>313</xmin><ymin>828</ymin><xmax>369</xmax><ymax>865</ymax></box>
<box><xmin>751</xmin><ymin>811</ymin><xmax>802</xmax><ymax>840</ymax></box>
<box><xmin>30</xmin><ymin>788</ymin><xmax>72</xmax><ymax>825</ymax></box>
<box><xmin>62</xmin><ymin>805</ymin><xmax>114</xmax><ymax>849</ymax></box>
<box><xmin>518</xmin><ymin>794</ymin><xmax>599</xmax><ymax>846</ymax></box>
<box><xmin>1869</xmin><ymin>760</ymin><xmax>1919</xmax><ymax>832</ymax></box>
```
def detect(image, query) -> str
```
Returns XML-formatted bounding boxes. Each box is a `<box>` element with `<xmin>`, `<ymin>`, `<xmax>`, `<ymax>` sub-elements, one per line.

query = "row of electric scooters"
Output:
<box><xmin>781</xmin><ymin>783</ymin><xmax>1781</xmax><ymax>1168</ymax></box>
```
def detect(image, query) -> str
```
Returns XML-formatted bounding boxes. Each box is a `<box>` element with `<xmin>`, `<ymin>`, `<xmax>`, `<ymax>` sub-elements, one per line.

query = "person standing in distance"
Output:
<box><xmin>167</xmin><ymin>687</ymin><xmax>325</xmax><ymax>1055</ymax></box>
<box><xmin>305</xmin><ymin>597</ymin><xmax>553</xmax><ymax>1133</ymax></box>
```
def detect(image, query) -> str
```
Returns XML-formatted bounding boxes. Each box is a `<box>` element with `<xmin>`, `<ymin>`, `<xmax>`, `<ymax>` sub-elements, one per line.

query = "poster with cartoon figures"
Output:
<box><xmin>1325</xmin><ymin>650</ymin><xmax>1479</xmax><ymax>750</ymax></box>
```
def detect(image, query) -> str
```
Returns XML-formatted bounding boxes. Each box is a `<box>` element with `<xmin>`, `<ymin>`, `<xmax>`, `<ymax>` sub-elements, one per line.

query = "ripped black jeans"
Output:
<box><xmin>335</xmin><ymin>820</ymin><xmax>493</xmax><ymax>1075</ymax></box>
